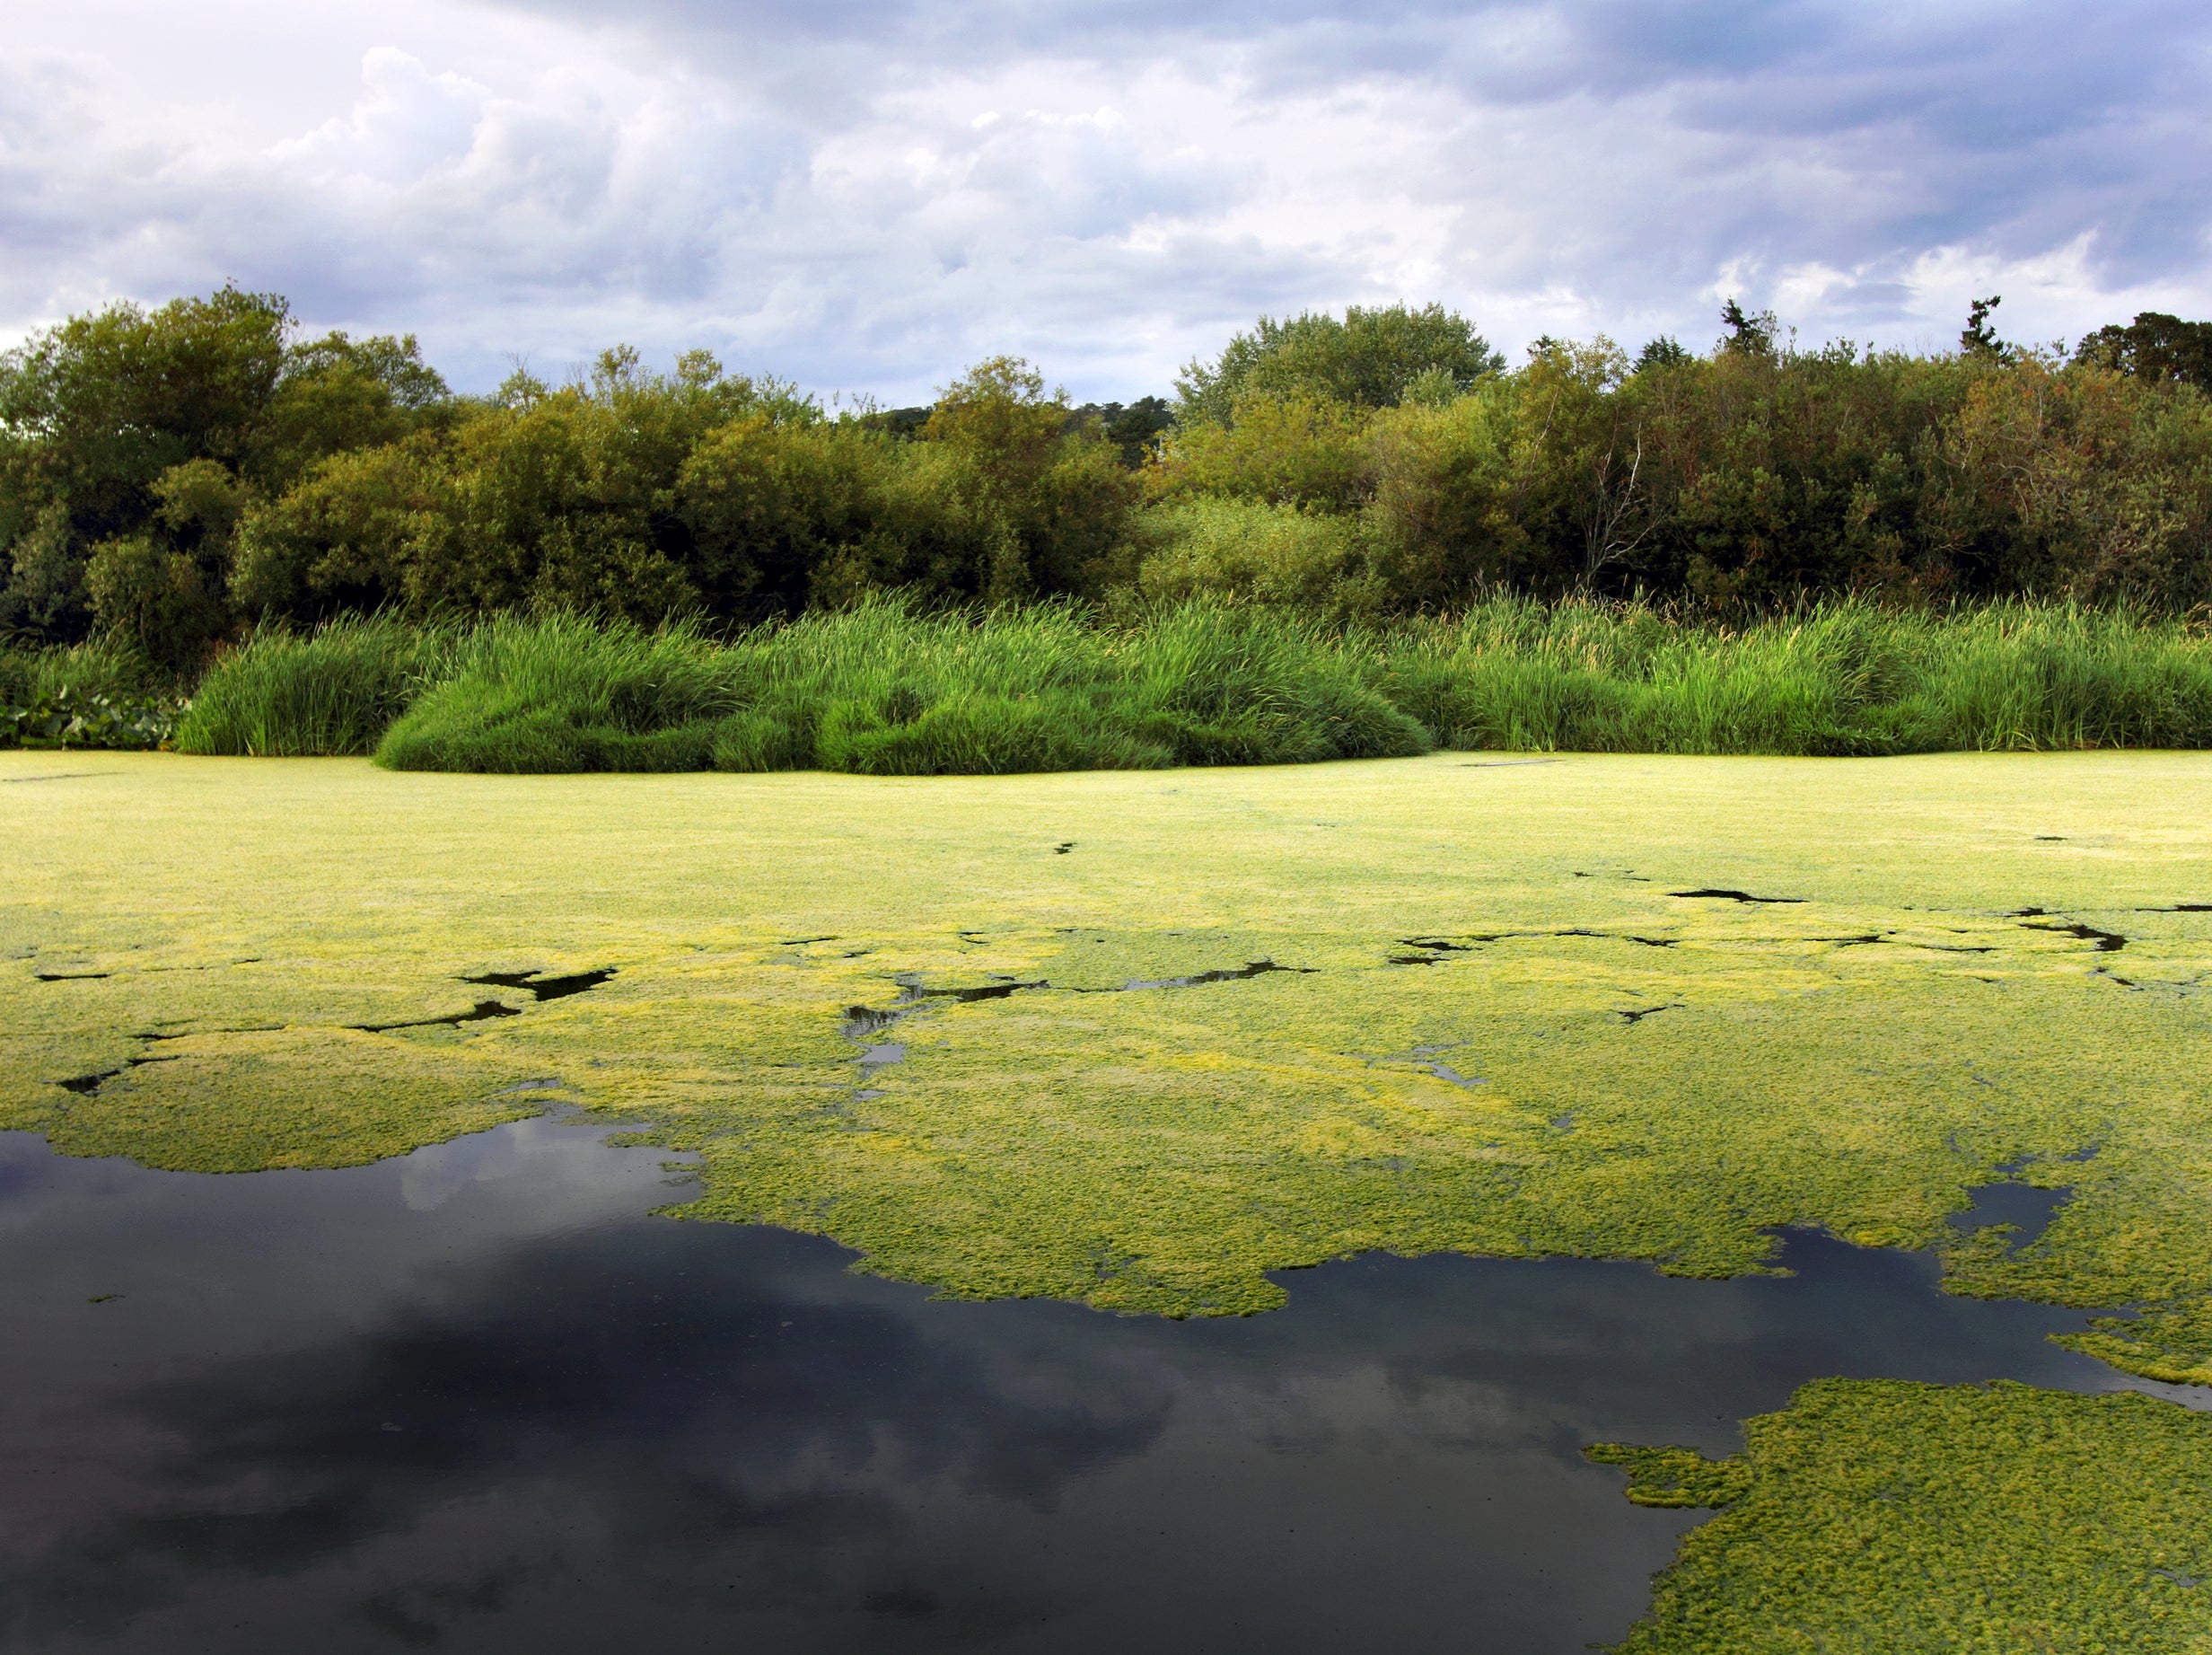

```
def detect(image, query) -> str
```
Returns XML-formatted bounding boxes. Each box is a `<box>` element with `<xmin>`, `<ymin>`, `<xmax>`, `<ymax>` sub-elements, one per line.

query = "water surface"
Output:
<box><xmin>0</xmin><ymin>1119</ymin><xmax>2195</xmax><ymax>1654</ymax></box>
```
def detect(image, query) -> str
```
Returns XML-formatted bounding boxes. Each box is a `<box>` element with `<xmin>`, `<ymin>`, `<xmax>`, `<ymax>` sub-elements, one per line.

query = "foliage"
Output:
<box><xmin>1149</xmin><ymin>391</ymin><xmax>1374</xmax><ymax>512</ymax></box>
<box><xmin>1</xmin><ymin>684</ymin><xmax>178</xmax><ymax>751</ymax></box>
<box><xmin>1175</xmin><ymin>303</ymin><xmax>1504</xmax><ymax>427</ymax></box>
<box><xmin>0</xmin><ymin>636</ymin><xmax>176</xmax><ymax>749</ymax></box>
<box><xmin>363</xmin><ymin>598</ymin><xmax>1426</xmax><ymax>775</ymax></box>
<box><xmin>167</xmin><ymin>596</ymin><xmax>2212</xmax><ymax>770</ymax></box>
<box><xmin>1600</xmin><ymin>1379</ymin><xmax>2212</xmax><ymax>1653</ymax></box>
<box><xmin>1960</xmin><ymin>294</ymin><xmax>2011</xmax><ymax>360</ymax></box>
<box><xmin>1366</xmin><ymin>595</ymin><xmax>2212</xmax><ymax>755</ymax></box>
<box><xmin>0</xmin><ymin>286</ymin><xmax>450</xmax><ymax>657</ymax></box>
<box><xmin>174</xmin><ymin>615</ymin><xmax>461</xmax><ymax>757</ymax></box>
<box><xmin>12</xmin><ymin>286</ymin><xmax>2212</xmax><ymax>655</ymax></box>
<box><xmin>1154</xmin><ymin>333</ymin><xmax>2212</xmax><ymax>611</ymax></box>
<box><xmin>2075</xmin><ymin>312</ymin><xmax>2212</xmax><ymax>387</ymax></box>
<box><xmin>237</xmin><ymin>352</ymin><xmax>1139</xmax><ymax>624</ymax></box>
<box><xmin>234</xmin><ymin>348</ymin><xmax>803</xmax><ymax>627</ymax></box>
<box><xmin>1133</xmin><ymin>497</ymin><xmax>1383</xmax><ymax>615</ymax></box>
<box><xmin>1074</xmin><ymin>395</ymin><xmax>1175</xmax><ymax>466</ymax></box>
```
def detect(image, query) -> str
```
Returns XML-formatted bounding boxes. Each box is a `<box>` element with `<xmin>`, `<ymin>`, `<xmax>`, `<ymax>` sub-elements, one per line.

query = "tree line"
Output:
<box><xmin>4</xmin><ymin>288</ymin><xmax>2209</xmax><ymax>674</ymax></box>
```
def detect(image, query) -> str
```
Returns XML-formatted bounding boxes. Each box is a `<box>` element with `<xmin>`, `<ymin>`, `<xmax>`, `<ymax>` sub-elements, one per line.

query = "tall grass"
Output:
<box><xmin>168</xmin><ymin>595</ymin><xmax>2212</xmax><ymax>774</ymax></box>
<box><xmin>175</xmin><ymin>616</ymin><xmax>464</xmax><ymax>756</ymax></box>
<box><xmin>1</xmin><ymin>635</ymin><xmax>178</xmax><ymax>749</ymax></box>
<box><xmin>1367</xmin><ymin>597</ymin><xmax>2212</xmax><ymax>754</ymax></box>
<box><xmin>369</xmin><ymin>600</ymin><xmax>1426</xmax><ymax>774</ymax></box>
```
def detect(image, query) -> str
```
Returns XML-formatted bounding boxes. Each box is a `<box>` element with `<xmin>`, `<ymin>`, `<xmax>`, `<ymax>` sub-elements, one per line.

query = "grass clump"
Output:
<box><xmin>174</xmin><ymin>615</ymin><xmax>461</xmax><ymax>757</ymax></box>
<box><xmin>1593</xmin><ymin>1379</ymin><xmax>2212</xmax><ymax>1653</ymax></box>
<box><xmin>0</xmin><ymin>636</ymin><xmax>179</xmax><ymax>750</ymax></box>
<box><xmin>373</xmin><ymin>613</ymin><xmax>749</xmax><ymax>772</ymax></box>
<box><xmin>367</xmin><ymin>598</ymin><xmax>1426</xmax><ymax>775</ymax></box>
<box><xmin>168</xmin><ymin>594</ymin><xmax>2212</xmax><ymax>772</ymax></box>
<box><xmin>1368</xmin><ymin>595</ymin><xmax>2212</xmax><ymax>754</ymax></box>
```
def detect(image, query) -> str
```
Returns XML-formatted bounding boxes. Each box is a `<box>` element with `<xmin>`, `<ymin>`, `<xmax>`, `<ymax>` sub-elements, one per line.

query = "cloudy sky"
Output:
<box><xmin>4</xmin><ymin>0</ymin><xmax>2208</xmax><ymax>401</ymax></box>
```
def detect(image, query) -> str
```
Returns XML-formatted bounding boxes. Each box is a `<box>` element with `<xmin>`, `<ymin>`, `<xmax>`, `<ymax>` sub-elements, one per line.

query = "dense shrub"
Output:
<box><xmin>0</xmin><ymin>286</ymin><xmax>447</xmax><ymax>660</ymax></box>
<box><xmin>1133</xmin><ymin>497</ymin><xmax>1381</xmax><ymax>614</ymax></box>
<box><xmin>1146</xmin><ymin>337</ymin><xmax>2212</xmax><ymax>612</ymax></box>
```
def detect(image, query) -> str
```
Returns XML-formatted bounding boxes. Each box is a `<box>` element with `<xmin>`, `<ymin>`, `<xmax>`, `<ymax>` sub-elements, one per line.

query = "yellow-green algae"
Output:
<box><xmin>3</xmin><ymin>750</ymin><xmax>2210</xmax><ymax>1346</ymax></box>
<box><xmin>12</xmin><ymin>751</ymin><xmax>2212</xmax><ymax>1646</ymax></box>
<box><xmin>1590</xmin><ymin>1379</ymin><xmax>2212</xmax><ymax>1653</ymax></box>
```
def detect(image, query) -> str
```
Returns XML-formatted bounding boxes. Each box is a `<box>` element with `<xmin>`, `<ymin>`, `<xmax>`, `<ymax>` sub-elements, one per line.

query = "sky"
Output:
<box><xmin>3</xmin><ymin>0</ymin><xmax>2209</xmax><ymax>402</ymax></box>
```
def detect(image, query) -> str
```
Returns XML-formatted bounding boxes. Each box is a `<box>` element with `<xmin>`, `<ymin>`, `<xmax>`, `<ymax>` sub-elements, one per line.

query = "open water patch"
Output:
<box><xmin>1949</xmin><ymin>1179</ymin><xmax>2073</xmax><ymax>1250</ymax></box>
<box><xmin>1668</xmin><ymin>887</ymin><xmax>1804</xmax><ymax>904</ymax></box>
<box><xmin>460</xmin><ymin>968</ymin><xmax>616</xmax><ymax>1002</ymax></box>
<box><xmin>0</xmin><ymin>1123</ymin><xmax>2199</xmax><ymax>1655</ymax></box>
<box><xmin>2019</xmin><ymin>919</ymin><xmax>2129</xmax><ymax>952</ymax></box>
<box><xmin>349</xmin><ymin>999</ymin><xmax>524</xmax><ymax>1034</ymax></box>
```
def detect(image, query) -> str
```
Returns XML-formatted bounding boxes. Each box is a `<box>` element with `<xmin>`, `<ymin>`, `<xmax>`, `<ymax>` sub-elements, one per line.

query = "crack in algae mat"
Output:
<box><xmin>7</xmin><ymin>749</ymin><xmax>2212</xmax><ymax>1650</ymax></box>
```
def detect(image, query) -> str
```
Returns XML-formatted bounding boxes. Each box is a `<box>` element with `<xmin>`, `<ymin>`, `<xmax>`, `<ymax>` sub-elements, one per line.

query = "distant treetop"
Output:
<box><xmin>1718</xmin><ymin>299</ymin><xmax>1778</xmax><ymax>357</ymax></box>
<box><xmin>2074</xmin><ymin>313</ymin><xmax>2212</xmax><ymax>386</ymax></box>
<box><xmin>1175</xmin><ymin>304</ymin><xmax>1504</xmax><ymax>426</ymax></box>
<box><xmin>1960</xmin><ymin>295</ymin><xmax>2011</xmax><ymax>361</ymax></box>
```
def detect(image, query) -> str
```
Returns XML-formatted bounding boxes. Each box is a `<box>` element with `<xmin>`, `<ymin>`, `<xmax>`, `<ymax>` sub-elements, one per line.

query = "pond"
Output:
<box><xmin>0</xmin><ymin>1117</ymin><xmax>2199</xmax><ymax>1654</ymax></box>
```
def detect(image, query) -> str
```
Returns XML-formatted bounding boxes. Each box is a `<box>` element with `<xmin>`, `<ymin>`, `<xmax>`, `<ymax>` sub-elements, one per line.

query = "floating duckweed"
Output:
<box><xmin>4</xmin><ymin>749</ymin><xmax>2210</xmax><ymax>1339</ymax></box>
<box><xmin>1596</xmin><ymin>1379</ymin><xmax>2212</xmax><ymax>1653</ymax></box>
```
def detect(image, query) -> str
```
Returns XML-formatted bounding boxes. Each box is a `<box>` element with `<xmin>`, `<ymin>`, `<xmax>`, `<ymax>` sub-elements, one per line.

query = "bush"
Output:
<box><xmin>84</xmin><ymin>533</ymin><xmax>228</xmax><ymax>677</ymax></box>
<box><xmin>1136</xmin><ymin>497</ymin><xmax>1382</xmax><ymax>615</ymax></box>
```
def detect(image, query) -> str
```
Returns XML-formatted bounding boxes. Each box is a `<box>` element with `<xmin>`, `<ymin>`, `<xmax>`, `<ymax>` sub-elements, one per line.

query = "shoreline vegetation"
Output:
<box><xmin>5</xmin><ymin>289</ymin><xmax>2212</xmax><ymax>770</ymax></box>
<box><xmin>5</xmin><ymin>596</ymin><xmax>2205</xmax><ymax>770</ymax></box>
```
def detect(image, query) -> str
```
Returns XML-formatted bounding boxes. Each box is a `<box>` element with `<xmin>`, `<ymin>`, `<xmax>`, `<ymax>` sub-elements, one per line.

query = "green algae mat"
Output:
<box><xmin>1591</xmin><ymin>1378</ymin><xmax>2212</xmax><ymax>1653</ymax></box>
<box><xmin>6</xmin><ymin>749</ymin><xmax>2211</xmax><ymax>1647</ymax></box>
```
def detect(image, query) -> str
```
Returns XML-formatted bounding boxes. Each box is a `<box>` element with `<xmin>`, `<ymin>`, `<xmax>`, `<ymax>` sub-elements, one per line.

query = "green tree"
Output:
<box><xmin>2073</xmin><ymin>312</ymin><xmax>2212</xmax><ymax>386</ymax></box>
<box><xmin>1717</xmin><ymin>299</ymin><xmax>1778</xmax><ymax>358</ymax></box>
<box><xmin>1072</xmin><ymin>396</ymin><xmax>1174</xmax><ymax>466</ymax></box>
<box><xmin>1960</xmin><ymin>295</ymin><xmax>2011</xmax><ymax>360</ymax></box>
<box><xmin>0</xmin><ymin>286</ymin><xmax>448</xmax><ymax>657</ymax></box>
<box><xmin>890</xmin><ymin>357</ymin><xmax>1137</xmax><ymax>602</ymax></box>
<box><xmin>679</xmin><ymin>417</ymin><xmax>891</xmax><ymax>619</ymax></box>
<box><xmin>1175</xmin><ymin>304</ymin><xmax>1503</xmax><ymax>426</ymax></box>
<box><xmin>1149</xmin><ymin>391</ymin><xmax>1373</xmax><ymax>513</ymax></box>
<box><xmin>238</xmin><ymin>348</ymin><xmax>786</xmax><ymax>626</ymax></box>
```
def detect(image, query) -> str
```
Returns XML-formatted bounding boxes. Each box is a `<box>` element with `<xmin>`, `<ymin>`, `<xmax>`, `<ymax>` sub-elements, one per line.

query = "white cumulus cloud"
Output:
<box><xmin>1</xmin><ymin>0</ymin><xmax>2208</xmax><ymax>399</ymax></box>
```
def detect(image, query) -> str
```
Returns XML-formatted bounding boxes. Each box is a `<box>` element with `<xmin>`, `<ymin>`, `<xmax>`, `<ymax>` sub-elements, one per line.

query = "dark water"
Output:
<box><xmin>1</xmin><ymin>1122</ymin><xmax>2199</xmax><ymax>1655</ymax></box>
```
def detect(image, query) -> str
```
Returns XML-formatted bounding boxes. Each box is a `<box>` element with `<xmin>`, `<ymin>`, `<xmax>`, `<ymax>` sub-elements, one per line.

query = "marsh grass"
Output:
<box><xmin>175</xmin><ymin>616</ymin><xmax>465</xmax><ymax>757</ymax></box>
<box><xmin>169</xmin><ymin>595</ymin><xmax>2212</xmax><ymax>771</ymax></box>
<box><xmin>366</xmin><ymin>600</ymin><xmax>1426</xmax><ymax>773</ymax></box>
<box><xmin>1367</xmin><ymin>596</ymin><xmax>2212</xmax><ymax>755</ymax></box>
<box><xmin>0</xmin><ymin>636</ymin><xmax>178</xmax><ymax>749</ymax></box>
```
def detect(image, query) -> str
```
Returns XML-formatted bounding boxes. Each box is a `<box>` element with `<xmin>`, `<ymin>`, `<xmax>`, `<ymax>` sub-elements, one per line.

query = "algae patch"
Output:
<box><xmin>4</xmin><ymin>750</ymin><xmax>2212</xmax><ymax>1336</ymax></box>
<box><xmin>1592</xmin><ymin>1379</ymin><xmax>2212</xmax><ymax>1653</ymax></box>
